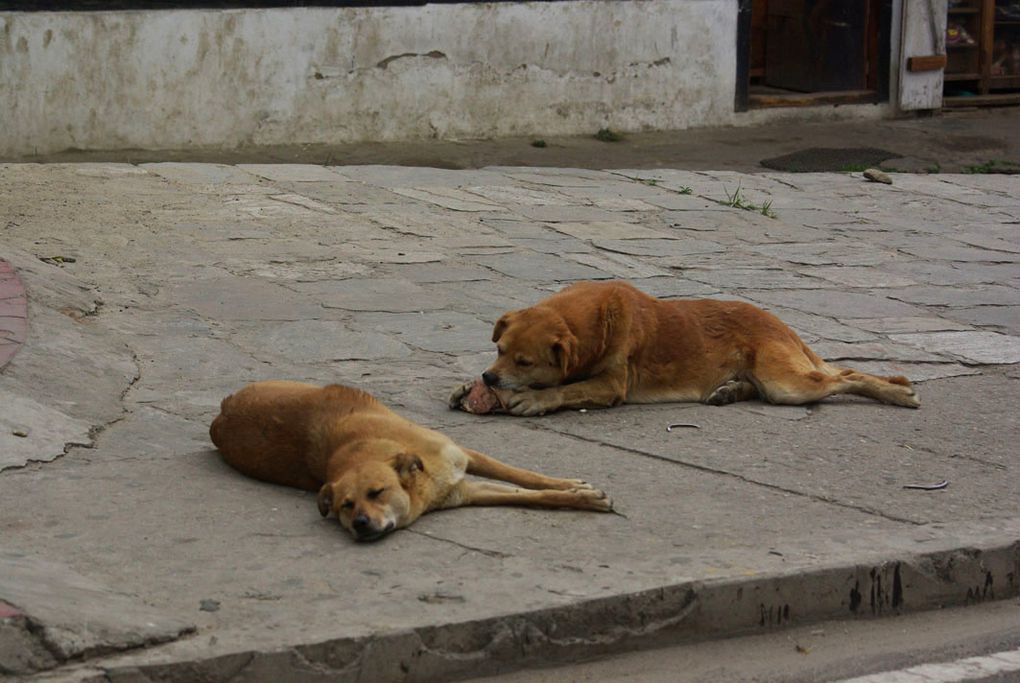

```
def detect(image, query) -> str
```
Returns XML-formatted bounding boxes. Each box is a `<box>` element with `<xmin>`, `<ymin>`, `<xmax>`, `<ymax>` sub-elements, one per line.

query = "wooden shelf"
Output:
<box><xmin>945</xmin><ymin>92</ymin><xmax>1020</xmax><ymax>106</ymax></box>
<box><xmin>943</xmin><ymin>0</ymin><xmax>1020</xmax><ymax>103</ymax></box>
<box><xmin>990</xmin><ymin>74</ymin><xmax>1020</xmax><ymax>88</ymax></box>
<box><xmin>945</xmin><ymin>71</ymin><xmax>982</xmax><ymax>80</ymax></box>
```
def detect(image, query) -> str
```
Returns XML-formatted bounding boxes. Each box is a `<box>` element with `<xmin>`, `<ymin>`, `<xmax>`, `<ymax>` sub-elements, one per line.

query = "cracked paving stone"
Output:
<box><xmin>843</xmin><ymin>316</ymin><xmax>974</xmax><ymax>334</ymax></box>
<box><xmin>799</xmin><ymin>266</ymin><xmax>919</xmax><ymax>289</ymax></box>
<box><xmin>515</xmin><ymin>205</ymin><xmax>641</xmax><ymax>224</ymax></box>
<box><xmin>0</xmin><ymin>551</ymin><xmax>193</xmax><ymax>666</ymax></box>
<box><xmin>233</xmin><ymin>320</ymin><xmax>413</xmax><ymax>362</ymax></box>
<box><xmin>461</xmin><ymin>185</ymin><xmax>573</xmax><ymax>206</ymax></box>
<box><xmin>0</xmin><ymin>389</ymin><xmax>93</xmax><ymax>471</ymax></box>
<box><xmin>686</xmin><ymin>268</ymin><xmax>826</xmax><ymax>291</ymax></box>
<box><xmin>297</xmin><ymin>278</ymin><xmax>451</xmax><ymax>312</ymax></box>
<box><xmin>745</xmin><ymin>290</ymin><xmax>927</xmax><ymax>319</ymax></box>
<box><xmin>947</xmin><ymin>232</ymin><xmax>1020</xmax><ymax>254</ymax></box>
<box><xmin>333</xmin><ymin>165</ymin><xmax>510</xmax><ymax>187</ymax></box>
<box><xmin>811</xmin><ymin>341</ymin><xmax>947</xmax><ymax>363</ymax></box>
<box><xmin>885</xmin><ymin>284</ymin><xmax>1019</xmax><ymax>308</ymax></box>
<box><xmin>763</xmin><ymin>307</ymin><xmax>879</xmax><ymax>343</ymax></box>
<box><xmin>898</xmin><ymin>243</ymin><xmax>1020</xmax><ymax>264</ymax></box>
<box><xmin>750</xmin><ymin>242</ymin><xmax>903</xmax><ymax>267</ymax></box>
<box><xmin>564</xmin><ymin>252</ymin><xmax>670</xmax><ymax>280</ymax></box>
<box><xmin>593</xmin><ymin>238</ymin><xmax>725</xmax><ymax>257</ymax></box>
<box><xmin>237</xmin><ymin>164</ymin><xmax>351</xmax><ymax>183</ymax></box>
<box><xmin>355</xmin><ymin>311</ymin><xmax>492</xmax><ymax>353</ymax></box>
<box><xmin>389</xmin><ymin>187</ymin><xmax>507</xmax><ymax>212</ymax></box>
<box><xmin>170</xmin><ymin>278</ymin><xmax>328</xmax><ymax>321</ymax></box>
<box><xmin>945</xmin><ymin>305</ymin><xmax>1020</xmax><ymax>335</ymax></box>
<box><xmin>141</xmin><ymin>162</ymin><xmax>258</xmax><ymax>185</ymax></box>
<box><xmin>475</xmin><ymin>252</ymin><xmax>609</xmax><ymax>281</ymax></box>
<box><xmin>380</xmin><ymin>263</ymin><xmax>496</xmax><ymax>283</ymax></box>
<box><xmin>550</xmin><ymin>222</ymin><xmax>673</xmax><ymax>241</ymax></box>
<box><xmin>627</xmin><ymin>276</ymin><xmax>720</xmax><ymax>299</ymax></box>
<box><xmin>890</xmin><ymin>330</ymin><xmax>1020</xmax><ymax>365</ymax></box>
<box><xmin>881</xmin><ymin>261</ymin><xmax>1017</xmax><ymax>286</ymax></box>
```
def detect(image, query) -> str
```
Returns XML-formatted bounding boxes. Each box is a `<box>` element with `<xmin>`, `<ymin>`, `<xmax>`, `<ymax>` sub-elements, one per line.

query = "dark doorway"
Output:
<box><xmin>737</xmin><ymin>0</ymin><xmax>891</xmax><ymax>110</ymax></box>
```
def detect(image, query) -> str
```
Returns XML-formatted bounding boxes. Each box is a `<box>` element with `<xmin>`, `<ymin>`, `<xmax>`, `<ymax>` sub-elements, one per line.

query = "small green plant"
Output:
<box><xmin>926</xmin><ymin>163</ymin><xmax>941</xmax><ymax>174</ymax></box>
<box><xmin>639</xmin><ymin>178</ymin><xmax>660</xmax><ymax>186</ymax></box>
<box><xmin>839</xmin><ymin>163</ymin><xmax>870</xmax><ymax>173</ymax></box>
<box><xmin>678</xmin><ymin>186</ymin><xmax>693</xmax><ymax>195</ymax></box>
<box><xmin>963</xmin><ymin>159</ymin><xmax>1020</xmax><ymax>174</ymax></box>
<box><xmin>594</xmin><ymin>128</ymin><xmax>623</xmax><ymax>142</ymax></box>
<box><xmin>716</xmin><ymin>184</ymin><xmax>778</xmax><ymax>219</ymax></box>
<box><xmin>531</xmin><ymin>139</ymin><xmax>547</xmax><ymax>148</ymax></box>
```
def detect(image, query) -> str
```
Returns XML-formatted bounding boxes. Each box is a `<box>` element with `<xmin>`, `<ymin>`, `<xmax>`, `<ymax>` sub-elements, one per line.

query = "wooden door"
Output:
<box><xmin>765</xmin><ymin>0</ymin><xmax>870</xmax><ymax>91</ymax></box>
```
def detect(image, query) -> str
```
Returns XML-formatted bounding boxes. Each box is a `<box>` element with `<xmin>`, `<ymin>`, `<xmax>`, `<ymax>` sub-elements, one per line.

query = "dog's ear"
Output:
<box><xmin>551</xmin><ymin>334</ymin><xmax>577</xmax><ymax>377</ymax></box>
<box><xmin>317</xmin><ymin>483</ymin><xmax>336</xmax><ymax>517</ymax></box>
<box><xmin>391</xmin><ymin>452</ymin><xmax>424</xmax><ymax>485</ymax></box>
<box><xmin>492</xmin><ymin>312</ymin><xmax>514</xmax><ymax>342</ymax></box>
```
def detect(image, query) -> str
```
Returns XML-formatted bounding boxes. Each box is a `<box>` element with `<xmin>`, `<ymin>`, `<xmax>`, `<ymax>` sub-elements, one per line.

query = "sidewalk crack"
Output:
<box><xmin>405</xmin><ymin>529</ymin><xmax>512</xmax><ymax>558</ymax></box>
<box><xmin>527</xmin><ymin>423</ymin><xmax>922</xmax><ymax>526</ymax></box>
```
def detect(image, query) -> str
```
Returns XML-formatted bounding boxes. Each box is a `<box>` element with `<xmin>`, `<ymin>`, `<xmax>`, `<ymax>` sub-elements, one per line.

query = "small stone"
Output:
<box><xmin>863</xmin><ymin>168</ymin><xmax>892</xmax><ymax>185</ymax></box>
<box><xmin>11</xmin><ymin>430</ymin><xmax>28</xmax><ymax>438</ymax></box>
<box><xmin>199</xmin><ymin>599</ymin><xmax>220</xmax><ymax>612</ymax></box>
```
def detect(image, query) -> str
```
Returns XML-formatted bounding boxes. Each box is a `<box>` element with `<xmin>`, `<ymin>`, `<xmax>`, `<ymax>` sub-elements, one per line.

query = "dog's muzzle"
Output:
<box><xmin>352</xmin><ymin>514</ymin><xmax>395</xmax><ymax>542</ymax></box>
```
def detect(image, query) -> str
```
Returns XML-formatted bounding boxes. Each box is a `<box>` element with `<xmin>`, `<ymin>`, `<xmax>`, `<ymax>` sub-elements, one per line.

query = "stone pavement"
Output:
<box><xmin>0</xmin><ymin>163</ymin><xmax>1018</xmax><ymax>681</ymax></box>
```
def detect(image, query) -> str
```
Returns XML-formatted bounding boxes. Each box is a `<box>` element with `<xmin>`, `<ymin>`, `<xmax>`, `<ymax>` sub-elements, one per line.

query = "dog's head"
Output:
<box><xmin>482</xmin><ymin>308</ymin><xmax>577</xmax><ymax>391</ymax></box>
<box><xmin>317</xmin><ymin>452</ymin><xmax>423</xmax><ymax>542</ymax></box>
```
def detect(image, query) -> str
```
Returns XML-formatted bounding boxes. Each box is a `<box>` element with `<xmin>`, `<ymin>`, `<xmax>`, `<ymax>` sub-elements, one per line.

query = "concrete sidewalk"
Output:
<box><xmin>1</xmin><ymin>162</ymin><xmax>1018</xmax><ymax>681</ymax></box>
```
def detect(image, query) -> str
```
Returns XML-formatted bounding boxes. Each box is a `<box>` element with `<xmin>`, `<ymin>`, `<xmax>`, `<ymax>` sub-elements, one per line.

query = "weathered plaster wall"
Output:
<box><xmin>0</xmin><ymin>2</ymin><xmax>893</xmax><ymax>156</ymax></box>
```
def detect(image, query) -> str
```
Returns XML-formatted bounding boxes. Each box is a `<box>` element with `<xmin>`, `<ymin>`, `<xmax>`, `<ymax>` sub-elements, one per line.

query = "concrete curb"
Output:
<box><xmin>57</xmin><ymin>534</ymin><xmax>1019</xmax><ymax>683</ymax></box>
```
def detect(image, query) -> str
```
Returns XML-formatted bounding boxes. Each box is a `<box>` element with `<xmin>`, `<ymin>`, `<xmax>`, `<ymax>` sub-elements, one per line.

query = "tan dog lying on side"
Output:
<box><xmin>451</xmin><ymin>280</ymin><xmax>920</xmax><ymax>417</ymax></box>
<box><xmin>210</xmin><ymin>380</ymin><xmax>611</xmax><ymax>541</ymax></box>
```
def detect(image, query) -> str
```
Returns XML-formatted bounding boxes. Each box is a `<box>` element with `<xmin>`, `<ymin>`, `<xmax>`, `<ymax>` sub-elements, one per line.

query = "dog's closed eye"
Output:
<box><xmin>340</xmin><ymin>500</ymin><xmax>354</xmax><ymax>510</ymax></box>
<box><xmin>367</xmin><ymin>488</ymin><xmax>385</xmax><ymax>500</ymax></box>
<box><xmin>515</xmin><ymin>358</ymin><xmax>533</xmax><ymax>367</ymax></box>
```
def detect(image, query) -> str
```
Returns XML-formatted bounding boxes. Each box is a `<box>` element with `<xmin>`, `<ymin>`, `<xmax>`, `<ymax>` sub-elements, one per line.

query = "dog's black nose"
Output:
<box><xmin>352</xmin><ymin>514</ymin><xmax>370</xmax><ymax>531</ymax></box>
<box><xmin>482</xmin><ymin>371</ymin><xmax>499</xmax><ymax>387</ymax></box>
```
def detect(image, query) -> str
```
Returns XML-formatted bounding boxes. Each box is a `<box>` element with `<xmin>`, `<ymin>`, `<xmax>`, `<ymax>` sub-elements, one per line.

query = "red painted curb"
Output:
<box><xmin>0</xmin><ymin>259</ymin><xmax>28</xmax><ymax>370</ymax></box>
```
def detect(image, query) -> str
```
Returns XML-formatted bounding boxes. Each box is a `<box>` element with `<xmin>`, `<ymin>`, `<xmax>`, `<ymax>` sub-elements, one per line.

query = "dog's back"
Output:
<box><xmin>210</xmin><ymin>381</ymin><xmax>383</xmax><ymax>491</ymax></box>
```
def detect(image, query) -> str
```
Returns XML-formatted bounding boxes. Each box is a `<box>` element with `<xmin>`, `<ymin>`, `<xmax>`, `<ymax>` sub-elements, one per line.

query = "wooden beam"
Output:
<box><xmin>907</xmin><ymin>54</ymin><xmax>947</xmax><ymax>72</ymax></box>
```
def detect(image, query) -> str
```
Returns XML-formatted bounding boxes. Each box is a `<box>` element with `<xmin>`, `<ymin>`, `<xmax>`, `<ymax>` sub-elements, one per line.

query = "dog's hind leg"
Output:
<box><xmin>444</xmin><ymin>480</ymin><xmax>612</xmax><ymax>512</ymax></box>
<box><xmin>704</xmin><ymin>379</ymin><xmax>759</xmax><ymax>406</ymax></box>
<box><xmin>750</xmin><ymin>342</ymin><xmax>920</xmax><ymax>408</ymax></box>
<box><xmin>462</xmin><ymin>448</ymin><xmax>593</xmax><ymax>491</ymax></box>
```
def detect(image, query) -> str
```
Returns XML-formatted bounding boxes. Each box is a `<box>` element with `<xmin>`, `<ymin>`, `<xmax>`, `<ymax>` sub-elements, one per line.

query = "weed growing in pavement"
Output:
<box><xmin>964</xmin><ymin>160</ymin><xmax>1020</xmax><ymax>174</ymax></box>
<box><xmin>595</xmin><ymin>128</ymin><xmax>623</xmax><ymax>142</ymax></box>
<box><xmin>717</xmin><ymin>184</ymin><xmax>778</xmax><ymax>219</ymax></box>
<box><xmin>839</xmin><ymin>163</ymin><xmax>871</xmax><ymax>173</ymax></box>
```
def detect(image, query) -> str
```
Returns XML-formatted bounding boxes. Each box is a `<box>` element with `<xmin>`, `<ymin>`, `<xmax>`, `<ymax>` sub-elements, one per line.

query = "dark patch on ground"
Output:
<box><xmin>759</xmin><ymin>147</ymin><xmax>898</xmax><ymax>173</ymax></box>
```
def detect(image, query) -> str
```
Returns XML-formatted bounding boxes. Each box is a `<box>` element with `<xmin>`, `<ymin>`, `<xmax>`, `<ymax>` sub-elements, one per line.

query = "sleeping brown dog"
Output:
<box><xmin>451</xmin><ymin>280</ymin><xmax>920</xmax><ymax>416</ymax></box>
<box><xmin>210</xmin><ymin>380</ymin><xmax>611</xmax><ymax>540</ymax></box>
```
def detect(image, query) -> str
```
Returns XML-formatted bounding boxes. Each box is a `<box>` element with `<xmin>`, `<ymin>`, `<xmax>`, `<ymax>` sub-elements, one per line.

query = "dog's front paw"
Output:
<box><xmin>448</xmin><ymin>381</ymin><xmax>473</xmax><ymax>410</ymax></box>
<box><xmin>576</xmin><ymin>487</ymin><xmax>613</xmax><ymax>512</ymax></box>
<box><xmin>506</xmin><ymin>391</ymin><xmax>555</xmax><ymax>417</ymax></box>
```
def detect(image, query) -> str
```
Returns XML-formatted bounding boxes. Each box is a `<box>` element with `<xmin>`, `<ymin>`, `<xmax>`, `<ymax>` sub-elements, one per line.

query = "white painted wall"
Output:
<box><xmin>0</xmin><ymin>2</ymin><xmax>897</xmax><ymax>157</ymax></box>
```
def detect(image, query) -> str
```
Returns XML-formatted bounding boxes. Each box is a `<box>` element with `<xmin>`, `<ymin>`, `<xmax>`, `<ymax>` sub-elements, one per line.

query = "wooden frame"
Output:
<box><xmin>737</xmin><ymin>0</ymin><xmax>891</xmax><ymax>110</ymax></box>
<box><xmin>944</xmin><ymin>0</ymin><xmax>1020</xmax><ymax>106</ymax></box>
